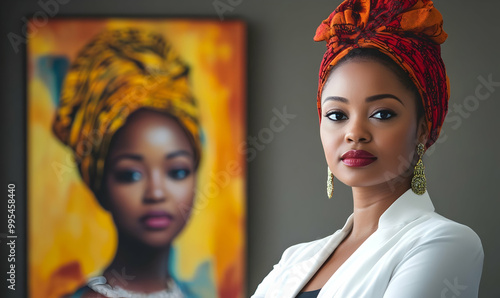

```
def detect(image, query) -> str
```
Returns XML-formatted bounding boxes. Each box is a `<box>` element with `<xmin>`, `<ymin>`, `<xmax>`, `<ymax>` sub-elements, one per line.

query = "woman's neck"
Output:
<box><xmin>102</xmin><ymin>236</ymin><xmax>172</xmax><ymax>293</ymax></box>
<box><xmin>348</xmin><ymin>176</ymin><xmax>411</xmax><ymax>241</ymax></box>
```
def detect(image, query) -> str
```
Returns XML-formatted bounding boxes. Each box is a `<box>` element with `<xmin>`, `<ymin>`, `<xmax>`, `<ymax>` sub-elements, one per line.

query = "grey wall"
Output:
<box><xmin>1</xmin><ymin>0</ymin><xmax>498</xmax><ymax>297</ymax></box>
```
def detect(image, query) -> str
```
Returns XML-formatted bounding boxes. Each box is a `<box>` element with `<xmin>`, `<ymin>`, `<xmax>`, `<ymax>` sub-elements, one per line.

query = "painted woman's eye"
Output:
<box><xmin>326</xmin><ymin>111</ymin><xmax>348</xmax><ymax>121</ymax></box>
<box><xmin>114</xmin><ymin>170</ymin><xmax>142</xmax><ymax>183</ymax></box>
<box><xmin>168</xmin><ymin>169</ymin><xmax>191</xmax><ymax>180</ymax></box>
<box><xmin>371</xmin><ymin>110</ymin><xmax>396</xmax><ymax>120</ymax></box>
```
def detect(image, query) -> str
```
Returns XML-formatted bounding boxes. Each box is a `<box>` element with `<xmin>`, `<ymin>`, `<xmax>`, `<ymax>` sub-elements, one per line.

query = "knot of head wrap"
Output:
<box><xmin>314</xmin><ymin>0</ymin><xmax>449</xmax><ymax>148</ymax></box>
<box><xmin>52</xmin><ymin>28</ymin><xmax>202</xmax><ymax>194</ymax></box>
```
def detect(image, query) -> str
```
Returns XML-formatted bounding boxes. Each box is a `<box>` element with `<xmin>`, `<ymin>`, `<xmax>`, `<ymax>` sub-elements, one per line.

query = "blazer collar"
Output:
<box><xmin>282</xmin><ymin>188</ymin><xmax>435</xmax><ymax>297</ymax></box>
<box><xmin>330</xmin><ymin>188</ymin><xmax>435</xmax><ymax>235</ymax></box>
<box><xmin>377</xmin><ymin>188</ymin><xmax>435</xmax><ymax>229</ymax></box>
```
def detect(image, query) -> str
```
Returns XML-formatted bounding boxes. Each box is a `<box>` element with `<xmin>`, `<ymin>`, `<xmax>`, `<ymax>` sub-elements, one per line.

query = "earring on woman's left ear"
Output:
<box><xmin>327</xmin><ymin>167</ymin><xmax>334</xmax><ymax>199</ymax></box>
<box><xmin>411</xmin><ymin>143</ymin><xmax>426</xmax><ymax>195</ymax></box>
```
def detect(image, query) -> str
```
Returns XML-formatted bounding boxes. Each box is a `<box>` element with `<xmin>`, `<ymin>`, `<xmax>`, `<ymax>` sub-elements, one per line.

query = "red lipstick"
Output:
<box><xmin>341</xmin><ymin>150</ymin><xmax>377</xmax><ymax>167</ymax></box>
<box><xmin>140</xmin><ymin>211</ymin><xmax>173</xmax><ymax>230</ymax></box>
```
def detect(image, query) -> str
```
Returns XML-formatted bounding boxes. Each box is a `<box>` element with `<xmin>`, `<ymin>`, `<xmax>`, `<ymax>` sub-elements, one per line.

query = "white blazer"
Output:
<box><xmin>252</xmin><ymin>189</ymin><xmax>484</xmax><ymax>298</ymax></box>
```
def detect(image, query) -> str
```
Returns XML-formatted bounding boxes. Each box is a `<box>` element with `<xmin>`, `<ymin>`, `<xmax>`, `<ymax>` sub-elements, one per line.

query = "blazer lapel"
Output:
<box><xmin>269</xmin><ymin>215</ymin><xmax>354</xmax><ymax>298</ymax></box>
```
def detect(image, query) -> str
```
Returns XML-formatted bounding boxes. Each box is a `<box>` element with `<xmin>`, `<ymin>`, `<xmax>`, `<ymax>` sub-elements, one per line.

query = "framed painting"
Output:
<box><xmin>27</xmin><ymin>17</ymin><xmax>246</xmax><ymax>298</ymax></box>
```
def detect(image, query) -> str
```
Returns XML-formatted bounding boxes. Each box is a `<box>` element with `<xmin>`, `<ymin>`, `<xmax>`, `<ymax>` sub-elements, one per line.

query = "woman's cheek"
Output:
<box><xmin>184</xmin><ymin>178</ymin><xmax>196</xmax><ymax>205</ymax></box>
<box><xmin>379</xmin><ymin>136</ymin><xmax>413</xmax><ymax>175</ymax></box>
<box><xmin>321</xmin><ymin>129</ymin><xmax>341</xmax><ymax>167</ymax></box>
<box><xmin>166</xmin><ymin>177</ymin><xmax>194</xmax><ymax>203</ymax></box>
<box><xmin>107</xmin><ymin>181</ymin><xmax>144</xmax><ymax>208</ymax></box>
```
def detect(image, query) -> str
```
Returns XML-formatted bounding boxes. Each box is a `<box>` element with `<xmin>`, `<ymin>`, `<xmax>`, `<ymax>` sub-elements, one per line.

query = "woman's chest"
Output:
<box><xmin>301</xmin><ymin>237</ymin><xmax>367</xmax><ymax>292</ymax></box>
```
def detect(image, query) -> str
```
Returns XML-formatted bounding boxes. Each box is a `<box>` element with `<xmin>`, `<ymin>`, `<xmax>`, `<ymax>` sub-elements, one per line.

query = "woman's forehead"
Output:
<box><xmin>109</xmin><ymin>110</ymin><xmax>193</xmax><ymax>155</ymax></box>
<box><xmin>322</xmin><ymin>60</ymin><xmax>414</xmax><ymax>106</ymax></box>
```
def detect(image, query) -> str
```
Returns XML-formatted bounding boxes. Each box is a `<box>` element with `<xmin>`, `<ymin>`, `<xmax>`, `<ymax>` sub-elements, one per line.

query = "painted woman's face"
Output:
<box><xmin>104</xmin><ymin>109</ymin><xmax>196</xmax><ymax>248</ymax></box>
<box><xmin>320</xmin><ymin>60</ymin><xmax>427</xmax><ymax>190</ymax></box>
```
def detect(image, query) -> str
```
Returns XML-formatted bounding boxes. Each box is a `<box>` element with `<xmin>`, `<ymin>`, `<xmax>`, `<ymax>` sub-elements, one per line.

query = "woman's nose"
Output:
<box><xmin>344</xmin><ymin>117</ymin><xmax>372</xmax><ymax>143</ymax></box>
<box><xmin>144</xmin><ymin>169</ymin><xmax>166</xmax><ymax>203</ymax></box>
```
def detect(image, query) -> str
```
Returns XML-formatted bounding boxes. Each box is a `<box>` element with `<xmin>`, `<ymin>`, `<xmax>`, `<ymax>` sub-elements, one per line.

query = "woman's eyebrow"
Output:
<box><xmin>322</xmin><ymin>96</ymin><xmax>348</xmax><ymax>104</ymax></box>
<box><xmin>110</xmin><ymin>151</ymin><xmax>192</xmax><ymax>165</ymax></box>
<box><xmin>110</xmin><ymin>153</ymin><xmax>143</xmax><ymax>166</ymax></box>
<box><xmin>366</xmin><ymin>94</ymin><xmax>404</xmax><ymax>106</ymax></box>
<box><xmin>166</xmin><ymin>150</ymin><xmax>192</xmax><ymax>159</ymax></box>
<box><xmin>322</xmin><ymin>94</ymin><xmax>404</xmax><ymax>106</ymax></box>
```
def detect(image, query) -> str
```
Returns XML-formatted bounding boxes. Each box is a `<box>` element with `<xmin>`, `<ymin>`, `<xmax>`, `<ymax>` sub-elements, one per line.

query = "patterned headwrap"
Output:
<box><xmin>52</xmin><ymin>28</ymin><xmax>201</xmax><ymax>194</ymax></box>
<box><xmin>314</xmin><ymin>0</ymin><xmax>449</xmax><ymax>148</ymax></box>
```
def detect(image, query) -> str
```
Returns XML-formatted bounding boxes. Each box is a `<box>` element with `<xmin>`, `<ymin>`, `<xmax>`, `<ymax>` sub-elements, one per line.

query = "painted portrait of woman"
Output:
<box><xmin>51</xmin><ymin>28</ymin><xmax>205</xmax><ymax>297</ymax></box>
<box><xmin>28</xmin><ymin>21</ymin><xmax>246</xmax><ymax>298</ymax></box>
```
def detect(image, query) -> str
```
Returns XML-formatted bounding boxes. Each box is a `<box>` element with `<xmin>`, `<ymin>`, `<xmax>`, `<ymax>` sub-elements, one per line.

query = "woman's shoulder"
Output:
<box><xmin>423</xmin><ymin>212</ymin><xmax>482</xmax><ymax>241</ymax></box>
<box><xmin>409</xmin><ymin>211</ymin><xmax>484</xmax><ymax>255</ymax></box>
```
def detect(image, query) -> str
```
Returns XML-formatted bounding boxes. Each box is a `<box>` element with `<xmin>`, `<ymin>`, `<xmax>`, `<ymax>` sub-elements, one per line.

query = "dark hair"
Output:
<box><xmin>330</xmin><ymin>47</ymin><xmax>425</xmax><ymax>122</ymax></box>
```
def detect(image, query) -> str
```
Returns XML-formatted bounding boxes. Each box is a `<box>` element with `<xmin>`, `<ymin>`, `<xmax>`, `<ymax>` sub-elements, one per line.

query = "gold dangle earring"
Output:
<box><xmin>327</xmin><ymin>167</ymin><xmax>334</xmax><ymax>199</ymax></box>
<box><xmin>411</xmin><ymin>143</ymin><xmax>426</xmax><ymax>195</ymax></box>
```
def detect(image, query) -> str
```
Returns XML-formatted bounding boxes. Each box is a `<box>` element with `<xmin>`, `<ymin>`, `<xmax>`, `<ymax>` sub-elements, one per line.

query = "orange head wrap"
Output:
<box><xmin>52</xmin><ymin>28</ymin><xmax>202</xmax><ymax>194</ymax></box>
<box><xmin>314</xmin><ymin>0</ymin><xmax>449</xmax><ymax>148</ymax></box>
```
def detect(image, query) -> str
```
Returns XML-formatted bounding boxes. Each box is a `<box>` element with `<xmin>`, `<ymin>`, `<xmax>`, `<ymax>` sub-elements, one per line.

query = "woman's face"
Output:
<box><xmin>320</xmin><ymin>59</ymin><xmax>427</xmax><ymax>190</ymax></box>
<box><xmin>104</xmin><ymin>109</ymin><xmax>196</xmax><ymax>248</ymax></box>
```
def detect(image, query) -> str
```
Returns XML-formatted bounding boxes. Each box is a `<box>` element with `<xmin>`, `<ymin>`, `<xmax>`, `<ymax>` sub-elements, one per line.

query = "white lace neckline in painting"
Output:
<box><xmin>87</xmin><ymin>276</ymin><xmax>184</xmax><ymax>298</ymax></box>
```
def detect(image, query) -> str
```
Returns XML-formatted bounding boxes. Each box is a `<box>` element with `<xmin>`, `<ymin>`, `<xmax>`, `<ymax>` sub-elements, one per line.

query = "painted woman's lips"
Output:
<box><xmin>140</xmin><ymin>211</ymin><xmax>173</xmax><ymax>230</ymax></box>
<box><xmin>341</xmin><ymin>150</ymin><xmax>377</xmax><ymax>167</ymax></box>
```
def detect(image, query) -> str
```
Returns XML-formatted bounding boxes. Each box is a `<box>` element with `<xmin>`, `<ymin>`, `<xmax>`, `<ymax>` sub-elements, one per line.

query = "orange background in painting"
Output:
<box><xmin>28</xmin><ymin>18</ymin><xmax>246</xmax><ymax>298</ymax></box>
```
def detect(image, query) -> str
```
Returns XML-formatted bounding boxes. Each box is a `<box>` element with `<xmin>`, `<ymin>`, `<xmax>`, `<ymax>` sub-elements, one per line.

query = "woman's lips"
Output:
<box><xmin>140</xmin><ymin>211</ymin><xmax>173</xmax><ymax>230</ymax></box>
<box><xmin>341</xmin><ymin>150</ymin><xmax>377</xmax><ymax>167</ymax></box>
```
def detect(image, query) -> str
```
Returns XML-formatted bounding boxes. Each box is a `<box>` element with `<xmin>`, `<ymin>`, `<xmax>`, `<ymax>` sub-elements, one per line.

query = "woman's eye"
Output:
<box><xmin>168</xmin><ymin>169</ymin><xmax>191</xmax><ymax>180</ymax></box>
<box><xmin>326</xmin><ymin>111</ymin><xmax>348</xmax><ymax>121</ymax></box>
<box><xmin>114</xmin><ymin>170</ymin><xmax>142</xmax><ymax>183</ymax></box>
<box><xmin>371</xmin><ymin>110</ymin><xmax>396</xmax><ymax>120</ymax></box>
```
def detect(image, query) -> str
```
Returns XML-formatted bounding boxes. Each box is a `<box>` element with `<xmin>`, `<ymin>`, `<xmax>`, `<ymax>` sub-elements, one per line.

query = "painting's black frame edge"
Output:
<box><xmin>1</xmin><ymin>12</ymin><xmax>28</xmax><ymax>298</ymax></box>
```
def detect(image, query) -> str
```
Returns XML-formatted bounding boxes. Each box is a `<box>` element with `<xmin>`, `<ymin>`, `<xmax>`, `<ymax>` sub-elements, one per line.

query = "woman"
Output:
<box><xmin>252</xmin><ymin>1</ymin><xmax>484</xmax><ymax>297</ymax></box>
<box><xmin>53</xmin><ymin>28</ymin><xmax>206</xmax><ymax>297</ymax></box>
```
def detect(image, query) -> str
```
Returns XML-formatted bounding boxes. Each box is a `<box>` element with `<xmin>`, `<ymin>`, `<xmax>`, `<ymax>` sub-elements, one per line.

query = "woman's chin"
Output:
<box><xmin>139</xmin><ymin>234</ymin><xmax>174</xmax><ymax>249</ymax></box>
<box><xmin>120</xmin><ymin>233</ymin><xmax>174</xmax><ymax>250</ymax></box>
<box><xmin>335</xmin><ymin>175</ymin><xmax>394</xmax><ymax>189</ymax></box>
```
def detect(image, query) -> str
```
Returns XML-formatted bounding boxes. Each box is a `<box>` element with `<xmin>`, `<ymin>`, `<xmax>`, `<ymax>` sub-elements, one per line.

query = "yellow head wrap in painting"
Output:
<box><xmin>52</xmin><ymin>28</ymin><xmax>201</xmax><ymax>194</ymax></box>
